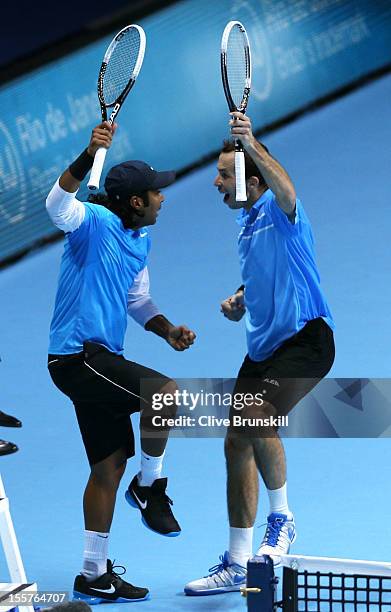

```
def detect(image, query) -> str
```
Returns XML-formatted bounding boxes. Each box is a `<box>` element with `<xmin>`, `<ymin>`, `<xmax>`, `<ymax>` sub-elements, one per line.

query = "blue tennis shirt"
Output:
<box><xmin>49</xmin><ymin>202</ymin><xmax>150</xmax><ymax>355</ymax></box>
<box><xmin>237</xmin><ymin>189</ymin><xmax>334</xmax><ymax>362</ymax></box>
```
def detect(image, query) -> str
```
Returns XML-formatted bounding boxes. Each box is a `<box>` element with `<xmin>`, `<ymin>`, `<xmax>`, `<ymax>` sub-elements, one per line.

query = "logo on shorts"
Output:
<box><xmin>264</xmin><ymin>378</ymin><xmax>280</xmax><ymax>387</ymax></box>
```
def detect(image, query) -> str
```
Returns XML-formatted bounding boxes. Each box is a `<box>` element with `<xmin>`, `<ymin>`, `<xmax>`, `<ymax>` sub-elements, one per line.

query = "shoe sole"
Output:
<box><xmin>184</xmin><ymin>584</ymin><xmax>245</xmax><ymax>596</ymax></box>
<box><xmin>73</xmin><ymin>590</ymin><xmax>150</xmax><ymax>604</ymax></box>
<box><xmin>125</xmin><ymin>490</ymin><xmax>181</xmax><ymax>537</ymax></box>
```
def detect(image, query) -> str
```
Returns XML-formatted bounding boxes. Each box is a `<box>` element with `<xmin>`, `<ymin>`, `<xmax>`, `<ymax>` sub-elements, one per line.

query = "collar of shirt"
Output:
<box><xmin>236</xmin><ymin>189</ymin><xmax>271</xmax><ymax>228</ymax></box>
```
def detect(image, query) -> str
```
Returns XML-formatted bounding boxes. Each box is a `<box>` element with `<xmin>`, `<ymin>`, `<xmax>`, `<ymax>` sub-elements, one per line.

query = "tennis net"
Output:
<box><xmin>245</xmin><ymin>554</ymin><xmax>391</xmax><ymax>611</ymax></box>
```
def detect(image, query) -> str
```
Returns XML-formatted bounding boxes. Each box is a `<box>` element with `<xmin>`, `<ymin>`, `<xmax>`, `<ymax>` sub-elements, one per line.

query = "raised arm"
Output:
<box><xmin>46</xmin><ymin>122</ymin><xmax>115</xmax><ymax>232</ymax></box>
<box><xmin>230</xmin><ymin>111</ymin><xmax>296</xmax><ymax>215</ymax></box>
<box><xmin>60</xmin><ymin>122</ymin><xmax>115</xmax><ymax>193</ymax></box>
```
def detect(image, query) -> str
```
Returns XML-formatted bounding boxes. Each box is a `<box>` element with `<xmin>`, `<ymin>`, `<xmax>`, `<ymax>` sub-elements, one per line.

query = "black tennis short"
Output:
<box><xmin>48</xmin><ymin>341</ymin><xmax>171</xmax><ymax>465</ymax></box>
<box><xmin>230</xmin><ymin>318</ymin><xmax>335</xmax><ymax>428</ymax></box>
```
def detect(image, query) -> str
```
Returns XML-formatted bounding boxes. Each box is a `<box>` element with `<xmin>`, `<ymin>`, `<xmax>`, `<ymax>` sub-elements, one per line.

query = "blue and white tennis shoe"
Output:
<box><xmin>184</xmin><ymin>551</ymin><xmax>246</xmax><ymax>596</ymax></box>
<box><xmin>256</xmin><ymin>512</ymin><xmax>296</xmax><ymax>566</ymax></box>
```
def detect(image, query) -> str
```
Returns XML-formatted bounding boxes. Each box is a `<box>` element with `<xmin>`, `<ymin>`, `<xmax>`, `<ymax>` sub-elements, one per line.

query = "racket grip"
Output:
<box><xmin>235</xmin><ymin>151</ymin><xmax>247</xmax><ymax>201</ymax></box>
<box><xmin>87</xmin><ymin>147</ymin><xmax>108</xmax><ymax>191</ymax></box>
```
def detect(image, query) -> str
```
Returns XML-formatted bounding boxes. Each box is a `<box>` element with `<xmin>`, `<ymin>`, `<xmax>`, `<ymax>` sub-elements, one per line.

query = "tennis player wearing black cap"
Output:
<box><xmin>46</xmin><ymin>122</ymin><xmax>196</xmax><ymax>603</ymax></box>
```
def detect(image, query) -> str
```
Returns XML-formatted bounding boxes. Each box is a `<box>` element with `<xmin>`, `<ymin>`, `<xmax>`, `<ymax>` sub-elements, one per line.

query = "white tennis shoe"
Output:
<box><xmin>184</xmin><ymin>551</ymin><xmax>246</xmax><ymax>596</ymax></box>
<box><xmin>256</xmin><ymin>512</ymin><xmax>296</xmax><ymax>566</ymax></box>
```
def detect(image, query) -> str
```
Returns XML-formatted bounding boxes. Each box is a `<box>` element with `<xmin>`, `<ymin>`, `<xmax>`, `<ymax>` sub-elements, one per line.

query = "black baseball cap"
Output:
<box><xmin>104</xmin><ymin>160</ymin><xmax>176</xmax><ymax>200</ymax></box>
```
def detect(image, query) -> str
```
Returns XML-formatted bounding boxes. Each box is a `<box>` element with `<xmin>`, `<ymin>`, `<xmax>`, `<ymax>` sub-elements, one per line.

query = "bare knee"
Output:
<box><xmin>232</xmin><ymin>399</ymin><xmax>278</xmax><ymax>440</ymax></box>
<box><xmin>161</xmin><ymin>379</ymin><xmax>179</xmax><ymax>414</ymax></box>
<box><xmin>225</xmin><ymin>433</ymin><xmax>253</xmax><ymax>457</ymax></box>
<box><xmin>90</xmin><ymin>453</ymin><xmax>127</xmax><ymax>489</ymax></box>
<box><xmin>225</xmin><ymin>402</ymin><xmax>278</xmax><ymax>453</ymax></box>
<box><xmin>160</xmin><ymin>378</ymin><xmax>178</xmax><ymax>396</ymax></box>
<box><xmin>150</xmin><ymin>378</ymin><xmax>179</xmax><ymax>419</ymax></box>
<box><xmin>240</xmin><ymin>399</ymin><xmax>276</xmax><ymax>420</ymax></box>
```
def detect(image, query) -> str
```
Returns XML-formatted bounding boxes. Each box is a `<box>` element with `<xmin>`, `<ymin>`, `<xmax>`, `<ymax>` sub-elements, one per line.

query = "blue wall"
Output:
<box><xmin>0</xmin><ymin>0</ymin><xmax>390</xmax><ymax>262</ymax></box>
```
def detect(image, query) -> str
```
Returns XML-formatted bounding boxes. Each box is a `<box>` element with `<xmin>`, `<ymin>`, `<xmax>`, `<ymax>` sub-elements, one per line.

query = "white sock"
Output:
<box><xmin>229</xmin><ymin>527</ymin><xmax>253</xmax><ymax>568</ymax></box>
<box><xmin>267</xmin><ymin>483</ymin><xmax>292</xmax><ymax>518</ymax></box>
<box><xmin>81</xmin><ymin>530</ymin><xmax>109</xmax><ymax>581</ymax></box>
<box><xmin>138</xmin><ymin>450</ymin><xmax>165</xmax><ymax>486</ymax></box>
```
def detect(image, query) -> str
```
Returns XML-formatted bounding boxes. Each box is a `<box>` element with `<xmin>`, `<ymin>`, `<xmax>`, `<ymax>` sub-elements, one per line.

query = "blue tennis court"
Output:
<box><xmin>0</xmin><ymin>68</ymin><xmax>390</xmax><ymax>610</ymax></box>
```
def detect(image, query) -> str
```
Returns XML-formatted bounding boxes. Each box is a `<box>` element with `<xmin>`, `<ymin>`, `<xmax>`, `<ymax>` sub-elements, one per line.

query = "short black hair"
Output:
<box><xmin>88</xmin><ymin>191</ymin><xmax>149</xmax><ymax>229</ymax></box>
<box><xmin>221</xmin><ymin>140</ymin><xmax>269</xmax><ymax>188</ymax></box>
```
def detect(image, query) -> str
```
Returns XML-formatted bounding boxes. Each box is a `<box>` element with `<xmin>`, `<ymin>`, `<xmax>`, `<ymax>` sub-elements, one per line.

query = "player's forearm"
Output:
<box><xmin>58</xmin><ymin>123</ymin><xmax>114</xmax><ymax>193</ymax></box>
<box><xmin>128</xmin><ymin>297</ymin><xmax>161</xmax><ymax>327</ymax></box>
<box><xmin>244</xmin><ymin>139</ymin><xmax>296</xmax><ymax>213</ymax></box>
<box><xmin>59</xmin><ymin>149</ymin><xmax>94</xmax><ymax>193</ymax></box>
<box><xmin>145</xmin><ymin>314</ymin><xmax>175</xmax><ymax>339</ymax></box>
<box><xmin>59</xmin><ymin>169</ymin><xmax>81</xmax><ymax>194</ymax></box>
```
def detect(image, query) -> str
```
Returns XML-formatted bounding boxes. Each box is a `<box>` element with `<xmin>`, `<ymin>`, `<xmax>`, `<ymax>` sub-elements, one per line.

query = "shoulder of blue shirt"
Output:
<box><xmin>81</xmin><ymin>200</ymin><xmax>150</xmax><ymax>238</ymax></box>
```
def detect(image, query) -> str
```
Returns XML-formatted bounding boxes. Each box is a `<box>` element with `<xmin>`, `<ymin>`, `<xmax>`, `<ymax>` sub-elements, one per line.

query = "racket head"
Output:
<box><xmin>97</xmin><ymin>24</ymin><xmax>146</xmax><ymax>120</ymax></box>
<box><xmin>221</xmin><ymin>20</ymin><xmax>251</xmax><ymax>113</ymax></box>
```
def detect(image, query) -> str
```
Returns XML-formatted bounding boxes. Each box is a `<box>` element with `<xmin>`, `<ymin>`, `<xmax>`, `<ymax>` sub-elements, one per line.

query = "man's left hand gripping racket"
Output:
<box><xmin>220</xmin><ymin>21</ymin><xmax>251</xmax><ymax>202</ymax></box>
<box><xmin>88</xmin><ymin>24</ymin><xmax>146</xmax><ymax>191</ymax></box>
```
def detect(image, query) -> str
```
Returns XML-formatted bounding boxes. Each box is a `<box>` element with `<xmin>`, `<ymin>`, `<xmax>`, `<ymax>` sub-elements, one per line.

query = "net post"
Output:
<box><xmin>282</xmin><ymin>567</ymin><xmax>298</xmax><ymax>612</ymax></box>
<box><xmin>245</xmin><ymin>554</ymin><xmax>277</xmax><ymax>611</ymax></box>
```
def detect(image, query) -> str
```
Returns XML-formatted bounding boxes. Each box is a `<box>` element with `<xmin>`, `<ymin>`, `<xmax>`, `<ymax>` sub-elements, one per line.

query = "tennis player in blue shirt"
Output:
<box><xmin>185</xmin><ymin>112</ymin><xmax>335</xmax><ymax>595</ymax></box>
<box><xmin>46</xmin><ymin>122</ymin><xmax>196</xmax><ymax>603</ymax></box>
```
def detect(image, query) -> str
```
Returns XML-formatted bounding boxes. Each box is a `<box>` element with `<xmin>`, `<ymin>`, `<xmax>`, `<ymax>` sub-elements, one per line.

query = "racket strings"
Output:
<box><xmin>226</xmin><ymin>26</ymin><xmax>249</xmax><ymax>111</ymax></box>
<box><xmin>103</xmin><ymin>28</ymin><xmax>141</xmax><ymax>104</ymax></box>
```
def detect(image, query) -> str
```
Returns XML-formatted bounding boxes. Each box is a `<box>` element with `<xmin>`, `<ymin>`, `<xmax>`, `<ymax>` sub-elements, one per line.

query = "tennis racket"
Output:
<box><xmin>220</xmin><ymin>21</ymin><xmax>251</xmax><ymax>202</ymax></box>
<box><xmin>88</xmin><ymin>24</ymin><xmax>146</xmax><ymax>191</ymax></box>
